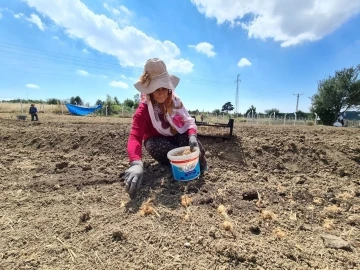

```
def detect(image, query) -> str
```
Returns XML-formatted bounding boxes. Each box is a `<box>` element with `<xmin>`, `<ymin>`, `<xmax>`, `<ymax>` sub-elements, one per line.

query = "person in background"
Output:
<box><xmin>200</xmin><ymin>114</ymin><xmax>204</xmax><ymax>122</ymax></box>
<box><xmin>124</xmin><ymin>58</ymin><xmax>207</xmax><ymax>194</ymax></box>
<box><xmin>29</xmin><ymin>104</ymin><xmax>39</xmax><ymax>121</ymax></box>
<box><xmin>339</xmin><ymin>114</ymin><xmax>344</xmax><ymax>126</ymax></box>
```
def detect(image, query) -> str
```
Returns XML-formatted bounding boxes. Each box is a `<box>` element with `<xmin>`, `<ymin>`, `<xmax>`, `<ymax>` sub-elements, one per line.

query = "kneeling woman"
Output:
<box><xmin>124</xmin><ymin>58</ymin><xmax>207</xmax><ymax>194</ymax></box>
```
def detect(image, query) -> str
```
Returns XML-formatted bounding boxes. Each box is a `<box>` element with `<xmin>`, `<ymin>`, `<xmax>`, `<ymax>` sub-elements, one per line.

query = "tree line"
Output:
<box><xmin>189</xmin><ymin>103</ymin><xmax>313</xmax><ymax>119</ymax></box>
<box><xmin>192</xmin><ymin>64</ymin><xmax>360</xmax><ymax>124</ymax></box>
<box><xmin>2</xmin><ymin>64</ymin><xmax>358</xmax><ymax>123</ymax></box>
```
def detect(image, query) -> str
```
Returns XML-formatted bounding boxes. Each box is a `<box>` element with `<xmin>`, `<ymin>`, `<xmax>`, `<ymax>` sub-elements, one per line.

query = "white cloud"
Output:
<box><xmin>119</xmin><ymin>5</ymin><xmax>131</xmax><ymax>16</ymax></box>
<box><xmin>26</xmin><ymin>84</ymin><xmax>40</xmax><ymax>89</ymax></box>
<box><xmin>188</xmin><ymin>42</ymin><xmax>216</xmax><ymax>57</ymax></box>
<box><xmin>24</xmin><ymin>0</ymin><xmax>193</xmax><ymax>73</ymax></box>
<box><xmin>191</xmin><ymin>0</ymin><xmax>360</xmax><ymax>47</ymax></box>
<box><xmin>0</xmin><ymin>13</ymin><xmax>2</xmax><ymax>19</ymax></box>
<box><xmin>120</xmin><ymin>74</ymin><xmax>136</xmax><ymax>81</ymax></box>
<box><xmin>26</xmin><ymin>13</ymin><xmax>45</xmax><ymax>31</ymax></box>
<box><xmin>237</xmin><ymin>58</ymin><xmax>252</xmax><ymax>67</ymax></box>
<box><xmin>14</xmin><ymin>13</ymin><xmax>24</xmax><ymax>19</ymax></box>
<box><xmin>82</xmin><ymin>48</ymin><xmax>89</xmax><ymax>54</ymax></box>
<box><xmin>103</xmin><ymin>3</ymin><xmax>132</xmax><ymax>26</ymax></box>
<box><xmin>104</xmin><ymin>3</ymin><xmax>131</xmax><ymax>16</ymax></box>
<box><xmin>109</xmin><ymin>80</ymin><xmax>128</xmax><ymax>88</ymax></box>
<box><xmin>103</xmin><ymin>3</ymin><xmax>119</xmax><ymax>15</ymax></box>
<box><xmin>52</xmin><ymin>36</ymin><xmax>59</xmax><ymax>40</ymax></box>
<box><xmin>76</xmin><ymin>69</ymin><xmax>89</xmax><ymax>76</ymax></box>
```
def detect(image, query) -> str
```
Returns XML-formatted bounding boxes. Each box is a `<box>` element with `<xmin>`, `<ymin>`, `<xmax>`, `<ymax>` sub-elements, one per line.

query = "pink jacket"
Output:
<box><xmin>127</xmin><ymin>103</ymin><xmax>196</xmax><ymax>162</ymax></box>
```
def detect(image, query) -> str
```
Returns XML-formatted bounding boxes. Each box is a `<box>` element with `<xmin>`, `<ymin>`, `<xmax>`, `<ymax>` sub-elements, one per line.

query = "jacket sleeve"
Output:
<box><xmin>127</xmin><ymin>103</ymin><xmax>148</xmax><ymax>163</ymax></box>
<box><xmin>187</xmin><ymin>128</ymin><xmax>197</xmax><ymax>136</ymax></box>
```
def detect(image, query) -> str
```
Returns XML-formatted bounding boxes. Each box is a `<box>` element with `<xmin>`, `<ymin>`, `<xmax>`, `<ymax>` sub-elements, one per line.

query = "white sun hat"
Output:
<box><xmin>134</xmin><ymin>58</ymin><xmax>180</xmax><ymax>94</ymax></box>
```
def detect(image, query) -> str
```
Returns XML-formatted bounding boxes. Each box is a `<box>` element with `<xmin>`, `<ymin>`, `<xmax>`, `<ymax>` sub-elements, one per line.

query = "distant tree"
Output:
<box><xmin>124</xmin><ymin>98</ymin><xmax>134</xmax><ymax>108</ymax></box>
<box><xmin>245</xmin><ymin>105</ymin><xmax>256</xmax><ymax>115</ymax></box>
<box><xmin>133</xmin><ymin>94</ymin><xmax>140</xmax><ymax>109</ymax></box>
<box><xmin>264</xmin><ymin>108</ymin><xmax>280</xmax><ymax>115</ymax></box>
<box><xmin>104</xmin><ymin>94</ymin><xmax>121</xmax><ymax>115</ymax></box>
<box><xmin>46</xmin><ymin>98</ymin><xmax>60</xmax><ymax>105</ymax></box>
<box><xmin>114</xmin><ymin>96</ymin><xmax>120</xmax><ymax>105</ymax></box>
<box><xmin>187</xmin><ymin>110</ymin><xmax>196</xmax><ymax>115</ymax></box>
<box><xmin>134</xmin><ymin>94</ymin><xmax>140</xmax><ymax>103</ymax></box>
<box><xmin>212</xmin><ymin>109</ymin><xmax>221</xmax><ymax>115</ymax></box>
<box><xmin>311</xmin><ymin>64</ymin><xmax>360</xmax><ymax>125</ymax></box>
<box><xmin>295</xmin><ymin>110</ymin><xmax>307</xmax><ymax>118</ymax></box>
<box><xmin>95</xmin><ymin>99</ymin><xmax>103</xmax><ymax>105</ymax></box>
<box><xmin>70</xmin><ymin>96</ymin><xmax>83</xmax><ymax>105</ymax></box>
<box><xmin>221</xmin><ymin>102</ymin><xmax>234</xmax><ymax>113</ymax></box>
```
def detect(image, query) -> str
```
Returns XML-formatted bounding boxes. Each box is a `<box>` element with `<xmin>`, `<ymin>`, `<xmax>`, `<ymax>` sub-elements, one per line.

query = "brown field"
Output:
<box><xmin>0</xmin><ymin>114</ymin><xmax>359</xmax><ymax>270</ymax></box>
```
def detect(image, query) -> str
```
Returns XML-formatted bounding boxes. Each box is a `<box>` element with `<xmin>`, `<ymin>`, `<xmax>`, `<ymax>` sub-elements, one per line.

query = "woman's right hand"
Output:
<box><xmin>124</xmin><ymin>160</ymin><xmax>144</xmax><ymax>194</ymax></box>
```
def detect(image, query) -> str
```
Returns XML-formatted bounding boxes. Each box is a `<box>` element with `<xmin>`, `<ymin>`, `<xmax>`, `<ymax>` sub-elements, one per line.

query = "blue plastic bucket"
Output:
<box><xmin>167</xmin><ymin>146</ymin><xmax>200</xmax><ymax>181</ymax></box>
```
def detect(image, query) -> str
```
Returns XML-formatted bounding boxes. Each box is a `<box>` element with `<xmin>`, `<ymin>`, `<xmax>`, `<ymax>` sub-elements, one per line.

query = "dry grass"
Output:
<box><xmin>273</xmin><ymin>228</ymin><xmax>287</xmax><ymax>238</ymax></box>
<box><xmin>323</xmin><ymin>205</ymin><xmax>342</xmax><ymax>214</ymax></box>
<box><xmin>313</xmin><ymin>197</ymin><xmax>324</xmax><ymax>205</ymax></box>
<box><xmin>336</xmin><ymin>192</ymin><xmax>354</xmax><ymax>200</ymax></box>
<box><xmin>261</xmin><ymin>210</ymin><xmax>277</xmax><ymax>220</ymax></box>
<box><xmin>0</xmin><ymin>110</ymin><xmax>134</xmax><ymax>125</ymax></box>
<box><xmin>0</xmin><ymin>102</ymin><xmax>65</xmax><ymax>114</ymax></box>
<box><xmin>323</xmin><ymin>219</ymin><xmax>335</xmax><ymax>231</ymax></box>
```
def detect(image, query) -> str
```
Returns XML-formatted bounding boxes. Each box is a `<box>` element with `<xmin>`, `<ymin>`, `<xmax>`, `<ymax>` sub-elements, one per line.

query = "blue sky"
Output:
<box><xmin>0</xmin><ymin>0</ymin><xmax>360</xmax><ymax>113</ymax></box>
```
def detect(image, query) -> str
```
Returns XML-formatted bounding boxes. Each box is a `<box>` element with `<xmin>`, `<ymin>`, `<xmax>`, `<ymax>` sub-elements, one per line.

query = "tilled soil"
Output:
<box><xmin>0</xmin><ymin>115</ymin><xmax>359</xmax><ymax>270</ymax></box>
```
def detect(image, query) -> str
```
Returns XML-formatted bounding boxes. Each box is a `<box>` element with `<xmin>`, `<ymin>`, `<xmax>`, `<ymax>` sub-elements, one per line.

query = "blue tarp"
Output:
<box><xmin>65</xmin><ymin>103</ymin><xmax>102</xmax><ymax>116</ymax></box>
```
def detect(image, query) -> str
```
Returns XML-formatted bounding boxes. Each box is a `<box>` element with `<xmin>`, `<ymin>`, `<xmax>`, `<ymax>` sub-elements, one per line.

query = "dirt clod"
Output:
<box><xmin>79</xmin><ymin>212</ymin><xmax>91</xmax><ymax>223</ymax></box>
<box><xmin>55</xmin><ymin>161</ymin><xmax>69</xmax><ymax>169</ymax></box>
<box><xmin>112</xmin><ymin>231</ymin><xmax>126</xmax><ymax>241</ymax></box>
<box><xmin>320</xmin><ymin>234</ymin><xmax>352</xmax><ymax>251</ymax></box>
<box><xmin>84</xmin><ymin>224</ymin><xmax>93</xmax><ymax>232</ymax></box>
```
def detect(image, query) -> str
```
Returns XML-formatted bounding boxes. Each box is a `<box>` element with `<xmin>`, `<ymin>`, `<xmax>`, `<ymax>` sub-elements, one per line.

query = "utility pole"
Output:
<box><xmin>293</xmin><ymin>93</ymin><xmax>303</xmax><ymax>112</ymax></box>
<box><xmin>234</xmin><ymin>74</ymin><xmax>240</xmax><ymax>114</ymax></box>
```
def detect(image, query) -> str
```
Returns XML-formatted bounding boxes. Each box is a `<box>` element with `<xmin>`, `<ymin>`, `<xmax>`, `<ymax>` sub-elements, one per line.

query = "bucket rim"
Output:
<box><xmin>170</xmin><ymin>156</ymin><xmax>199</xmax><ymax>164</ymax></box>
<box><xmin>167</xmin><ymin>146</ymin><xmax>199</xmax><ymax>161</ymax></box>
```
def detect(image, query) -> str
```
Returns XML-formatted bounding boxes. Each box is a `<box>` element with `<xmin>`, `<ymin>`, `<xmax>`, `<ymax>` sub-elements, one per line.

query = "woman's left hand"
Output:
<box><xmin>189</xmin><ymin>135</ymin><xmax>199</xmax><ymax>151</ymax></box>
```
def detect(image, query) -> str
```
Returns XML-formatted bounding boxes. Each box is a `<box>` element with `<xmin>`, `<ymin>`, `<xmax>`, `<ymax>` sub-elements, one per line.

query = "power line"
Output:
<box><xmin>293</xmin><ymin>93</ymin><xmax>303</xmax><ymax>111</ymax></box>
<box><xmin>0</xmin><ymin>42</ymin><xmax>235</xmax><ymax>80</ymax></box>
<box><xmin>0</xmin><ymin>42</ymin><xmax>283</xmax><ymax>96</ymax></box>
<box><xmin>0</xmin><ymin>49</ymin><xmax>237</xmax><ymax>85</ymax></box>
<box><xmin>234</xmin><ymin>74</ymin><xmax>240</xmax><ymax>114</ymax></box>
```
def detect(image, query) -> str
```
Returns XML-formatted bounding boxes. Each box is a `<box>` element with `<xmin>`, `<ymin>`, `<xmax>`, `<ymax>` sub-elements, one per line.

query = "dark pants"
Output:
<box><xmin>144</xmin><ymin>133</ymin><xmax>207</xmax><ymax>170</ymax></box>
<box><xmin>31</xmin><ymin>114</ymin><xmax>38</xmax><ymax>121</ymax></box>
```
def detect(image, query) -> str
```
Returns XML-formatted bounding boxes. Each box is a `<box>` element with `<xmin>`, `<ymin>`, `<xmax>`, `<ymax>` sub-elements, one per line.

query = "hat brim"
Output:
<box><xmin>134</xmin><ymin>74</ymin><xmax>180</xmax><ymax>94</ymax></box>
